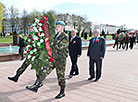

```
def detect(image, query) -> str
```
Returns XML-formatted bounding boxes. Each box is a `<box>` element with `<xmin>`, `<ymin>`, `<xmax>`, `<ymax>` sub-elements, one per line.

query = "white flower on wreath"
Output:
<box><xmin>40</xmin><ymin>39</ymin><xmax>44</xmax><ymax>43</ymax></box>
<box><xmin>40</xmin><ymin>33</ymin><xmax>45</xmax><ymax>37</ymax></box>
<box><xmin>32</xmin><ymin>56</ymin><xmax>36</xmax><ymax>61</ymax></box>
<box><xmin>30</xmin><ymin>51</ymin><xmax>33</xmax><ymax>54</ymax></box>
<box><xmin>28</xmin><ymin>39</ymin><xmax>31</xmax><ymax>42</ymax></box>
<box><xmin>37</xmin><ymin>42</ymin><xmax>40</xmax><ymax>46</ymax></box>
<box><xmin>34</xmin><ymin>48</ymin><xmax>37</xmax><ymax>52</ymax></box>
<box><xmin>35</xmin><ymin>18</ymin><xmax>39</xmax><ymax>23</ymax></box>
<box><xmin>34</xmin><ymin>36</ymin><xmax>38</xmax><ymax>41</ymax></box>
<box><xmin>26</xmin><ymin>45</ymin><xmax>30</xmax><ymax>50</ymax></box>
<box><xmin>33</xmin><ymin>27</ymin><xmax>38</xmax><ymax>33</ymax></box>
<box><xmin>33</xmin><ymin>43</ymin><xmax>36</xmax><ymax>47</ymax></box>
<box><xmin>28</xmin><ymin>55</ymin><xmax>31</xmax><ymax>59</ymax></box>
<box><xmin>39</xmin><ymin>27</ymin><xmax>43</xmax><ymax>32</ymax></box>
<box><xmin>38</xmin><ymin>23</ymin><xmax>42</xmax><ymax>26</ymax></box>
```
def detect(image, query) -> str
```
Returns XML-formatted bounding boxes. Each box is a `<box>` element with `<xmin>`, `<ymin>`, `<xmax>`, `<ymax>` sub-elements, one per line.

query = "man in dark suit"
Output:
<box><xmin>68</xmin><ymin>29</ymin><xmax>82</xmax><ymax>78</ymax></box>
<box><xmin>87</xmin><ymin>29</ymin><xmax>106</xmax><ymax>82</ymax></box>
<box><xmin>129</xmin><ymin>34</ymin><xmax>135</xmax><ymax>49</ymax></box>
<box><xmin>18</xmin><ymin>35</ymin><xmax>25</xmax><ymax>60</ymax></box>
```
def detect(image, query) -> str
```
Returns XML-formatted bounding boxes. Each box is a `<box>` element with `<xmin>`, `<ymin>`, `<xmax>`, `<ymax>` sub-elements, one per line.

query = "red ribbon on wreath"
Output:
<box><xmin>43</xmin><ymin>16</ymin><xmax>54</xmax><ymax>62</ymax></box>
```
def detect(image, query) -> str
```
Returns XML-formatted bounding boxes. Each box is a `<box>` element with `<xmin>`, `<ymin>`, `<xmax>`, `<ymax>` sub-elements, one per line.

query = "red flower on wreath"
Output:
<box><xmin>39</xmin><ymin>18</ymin><xmax>44</xmax><ymax>23</ymax></box>
<box><xmin>29</xmin><ymin>47</ymin><xmax>32</xmax><ymax>50</ymax></box>
<box><xmin>30</xmin><ymin>41</ymin><xmax>33</xmax><ymax>44</ymax></box>
<box><xmin>96</xmin><ymin>39</ymin><xmax>100</xmax><ymax>43</ymax></box>
<box><xmin>30</xmin><ymin>37</ymin><xmax>33</xmax><ymax>40</ymax></box>
<box><xmin>42</xmin><ymin>25</ymin><xmax>45</xmax><ymax>30</ymax></box>
<box><xmin>35</xmin><ymin>33</ymin><xmax>39</xmax><ymax>36</ymax></box>
<box><xmin>39</xmin><ymin>16</ymin><xmax>48</xmax><ymax>23</ymax></box>
<box><xmin>38</xmin><ymin>38</ymin><xmax>40</xmax><ymax>41</ymax></box>
<box><xmin>31</xmin><ymin>54</ymin><xmax>33</xmax><ymax>56</ymax></box>
<box><xmin>44</xmin><ymin>16</ymin><xmax>48</xmax><ymax>22</ymax></box>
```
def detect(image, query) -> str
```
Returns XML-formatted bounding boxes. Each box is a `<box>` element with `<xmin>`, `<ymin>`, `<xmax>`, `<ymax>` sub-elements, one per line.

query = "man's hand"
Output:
<box><xmin>78</xmin><ymin>55</ymin><xmax>81</xmax><ymax>57</ymax></box>
<box><xmin>100</xmin><ymin>57</ymin><xmax>104</xmax><ymax>60</ymax></box>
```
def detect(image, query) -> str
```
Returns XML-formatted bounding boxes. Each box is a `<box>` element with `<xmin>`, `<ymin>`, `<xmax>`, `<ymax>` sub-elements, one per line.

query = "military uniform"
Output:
<box><xmin>26</xmin><ymin>21</ymin><xmax>68</xmax><ymax>99</ymax></box>
<box><xmin>16</xmin><ymin>58</ymin><xmax>30</xmax><ymax>75</ymax></box>
<box><xmin>38</xmin><ymin>32</ymin><xmax>69</xmax><ymax>89</ymax></box>
<box><xmin>8</xmin><ymin>58</ymin><xmax>42</xmax><ymax>82</ymax></box>
<box><xmin>15</xmin><ymin>58</ymin><xmax>42</xmax><ymax>77</ymax></box>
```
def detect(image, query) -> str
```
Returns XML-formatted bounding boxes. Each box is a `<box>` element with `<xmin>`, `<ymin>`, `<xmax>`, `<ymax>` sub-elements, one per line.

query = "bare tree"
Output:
<box><xmin>77</xmin><ymin>15</ymin><xmax>84</xmax><ymax>35</ymax></box>
<box><xmin>57</xmin><ymin>13</ymin><xmax>69</xmax><ymax>25</ymax></box>
<box><xmin>8</xmin><ymin>5</ymin><xmax>19</xmax><ymax>44</ymax></box>
<box><xmin>29</xmin><ymin>9</ymin><xmax>41</xmax><ymax>23</ymax></box>
<box><xmin>21</xmin><ymin>9</ymin><xmax>29</xmax><ymax>35</ymax></box>
<box><xmin>71</xmin><ymin>14</ymin><xmax>78</xmax><ymax>29</ymax></box>
<box><xmin>2</xmin><ymin>4</ymin><xmax>8</xmax><ymax>37</ymax></box>
<box><xmin>8</xmin><ymin>5</ymin><xmax>19</xmax><ymax>32</ymax></box>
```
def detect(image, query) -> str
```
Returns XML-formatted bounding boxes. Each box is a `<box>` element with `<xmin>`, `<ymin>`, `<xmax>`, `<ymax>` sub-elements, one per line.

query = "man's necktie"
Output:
<box><xmin>93</xmin><ymin>38</ymin><xmax>96</xmax><ymax>43</ymax></box>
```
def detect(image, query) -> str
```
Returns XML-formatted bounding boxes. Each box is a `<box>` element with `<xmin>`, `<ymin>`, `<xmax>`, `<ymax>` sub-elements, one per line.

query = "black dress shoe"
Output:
<box><xmin>26</xmin><ymin>80</ymin><xmax>42</xmax><ymax>92</ymax></box>
<box><xmin>73</xmin><ymin>73</ymin><xmax>79</xmax><ymax>76</ymax></box>
<box><xmin>88</xmin><ymin>77</ymin><xmax>94</xmax><ymax>80</ymax></box>
<box><xmin>55</xmin><ymin>89</ymin><xmax>65</xmax><ymax>99</ymax></box>
<box><xmin>55</xmin><ymin>93</ymin><xmax>65</xmax><ymax>99</ymax></box>
<box><xmin>93</xmin><ymin>79</ymin><xmax>99</xmax><ymax>82</ymax></box>
<box><xmin>8</xmin><ymin>76</ymin><xmax>18</xmax><ymax>82</ymax></box>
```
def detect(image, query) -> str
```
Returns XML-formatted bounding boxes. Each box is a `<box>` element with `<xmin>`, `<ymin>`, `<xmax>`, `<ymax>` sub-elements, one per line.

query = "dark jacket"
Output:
<box><xmin>69</xmin><ymin>36</ymin><xmax>82</xmax><ymax>56</ymax></box>
<box><xmin>19</xmin><ymin>37</ymin><xmax>25</xmax><ymax>47</ymax></box>
<box><xmin>87</xmin><ymin>37</ymin><xmax>106</xmax><ymax>59</ymax></box>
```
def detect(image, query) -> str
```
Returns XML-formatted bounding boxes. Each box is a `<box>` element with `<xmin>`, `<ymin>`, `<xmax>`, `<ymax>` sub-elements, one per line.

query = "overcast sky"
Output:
<box><xmin>1</xmin><ymin>0</ymin><xmax>138</xmax><ymax>29</ymax></box>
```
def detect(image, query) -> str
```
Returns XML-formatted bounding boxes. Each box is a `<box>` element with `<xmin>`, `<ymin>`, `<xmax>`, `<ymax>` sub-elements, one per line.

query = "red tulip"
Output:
<box><xmin>44</xmin><ymin>16</ymin><xmax>48</xmax><ymax>22</ymax></box>
<box><xmin>38</xmin><ymin>38</ymin><xmax>40</xmax><ymax>41</ymax></box>
<box><xmin>30</xmin><ymin>41</ymin><xmax>33</xmax><ymax>44</ymax></box>
<box><xmin>35</xmin><ymin>33</ymin><xmax>39</xmax><ymax>36</ymax></box>
<box><xmin>30</xmin><ymin>37</ymin><xmax>33</xmax><ymax>40</ymax></box>
<box><xmin>42</xmin><ymin>25</ymin><xmax>45</xmax><ymax>30</ymax></box>
<box><xmin>39</xmin><ymin>18</ymin><xmax>44</xmax><ymax>23</ymax></box>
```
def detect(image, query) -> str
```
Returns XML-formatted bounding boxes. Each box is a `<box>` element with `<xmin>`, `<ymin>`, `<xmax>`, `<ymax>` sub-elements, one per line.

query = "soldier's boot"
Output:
<box><xmin>8</xmin><ymin>59</ymin><xmax>30</xmax><ymax>82</ymax></box>
<box><xmin>36</xmin><ymin>75</ymin><xmax>43</xmax><ymax>88</ymax></box>
<box><xmin>8</xmin><ymin>72</ymin><xmax>21</xmax><ymax>82</ymax></box>
<box><xmin>55</xmin><ymin>88</ymin><xmax>65</xmax><ymax>99</ymax></box>
<box><xmin>26</xmin><ymin>80</ymin><xmax>42</xmax><ymax>92</ymax></box>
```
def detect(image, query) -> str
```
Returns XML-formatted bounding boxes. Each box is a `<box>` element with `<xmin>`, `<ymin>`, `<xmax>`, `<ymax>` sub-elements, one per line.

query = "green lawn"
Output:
<box><xmin>0</xmin><ymin>34</ymin><xmax>113</xmax><ymax>43</ymax></box>
<box><xmin>0</xmin><ymin>34</ymin><xmax>28</xmax><ymax>43</ymax></box>
<box><xmin>0</xmin><ymin>35</ymin><xmax>13</xmax><ymax>43</ymax></box>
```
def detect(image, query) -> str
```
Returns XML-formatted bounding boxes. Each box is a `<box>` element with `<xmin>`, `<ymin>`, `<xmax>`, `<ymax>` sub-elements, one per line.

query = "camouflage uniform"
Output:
<box><xmin>13</xmin><ymin>58</ymin><xmax>42</xmax><ymax>77</ymax></box>
<box><xmin>38</xmin><ymin>32</ymin><xmax>69</xmax><ymax>89</ymax></box>
<box><xmin>16</xmin><ymin>58</ymin><xmax>30</xmax><ymax>76</ymax></box>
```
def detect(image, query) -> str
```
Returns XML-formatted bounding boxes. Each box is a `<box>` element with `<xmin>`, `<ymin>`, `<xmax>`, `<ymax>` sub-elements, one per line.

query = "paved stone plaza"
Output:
<box><xmin>0</xmin><ymin>45</ymin><xmax>138</xmax><ymax>102</ymax></box>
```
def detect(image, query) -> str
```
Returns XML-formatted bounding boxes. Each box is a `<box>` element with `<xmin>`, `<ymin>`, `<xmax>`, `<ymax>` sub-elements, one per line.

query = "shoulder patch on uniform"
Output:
<box><xmin>62</xmin><ymin>39</ymin><xmax>67</xmax><ymax>43</ymax></box>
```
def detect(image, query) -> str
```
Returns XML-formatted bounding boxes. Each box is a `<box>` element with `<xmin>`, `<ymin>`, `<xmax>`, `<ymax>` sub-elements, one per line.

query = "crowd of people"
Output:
<box><xmin>113</xmin><ymin>30</ymin><xmax>138</xmax><ymax>50</ymax></box>
<box><xmin>11</xmin><ymin>18</ymin><xmax>138</xmax><ymax>100</ymax></box>
<box><xmin>8</xmin><ymin>17</ymin><xmax>106</xmax><ymax>99</ymax></box>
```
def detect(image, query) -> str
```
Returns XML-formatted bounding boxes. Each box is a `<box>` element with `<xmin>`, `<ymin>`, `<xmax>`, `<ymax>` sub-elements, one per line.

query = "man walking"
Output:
<box><xmin>87</xmin><ymin>29</ymin><xmax>106</xmax><ymax>82</ymax></box>
<box><xmin>26</xmin><ymin>21</ymin><xmax>69</xmax><ymax>99</ymax></box>
<box><xmin>18</xmin><ymin>35</ymin><xmax>25</xmax><ymax>60</ymax></box>
<box><xmin>68</xmin><ymin>29</ymin><xmax>82</xmax><ymax>78</ymax></box>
